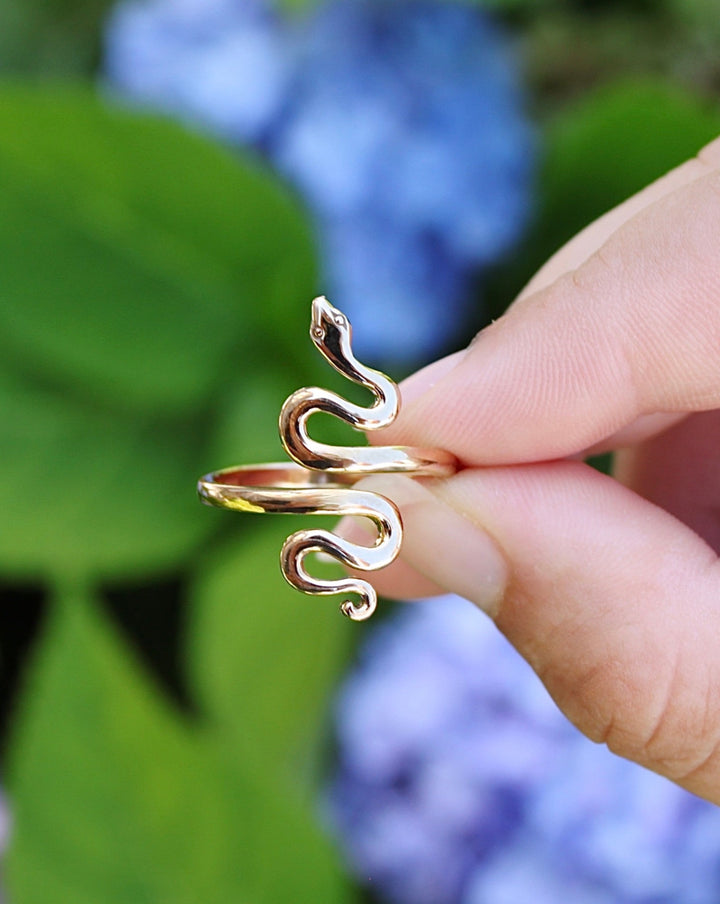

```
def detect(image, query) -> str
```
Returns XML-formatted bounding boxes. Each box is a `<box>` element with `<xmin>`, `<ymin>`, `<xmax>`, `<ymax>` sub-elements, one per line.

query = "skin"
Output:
<box><xmin>348</xmin><ymin>135</ymin><xmax>720</xmax><ymax>805</ymax></box>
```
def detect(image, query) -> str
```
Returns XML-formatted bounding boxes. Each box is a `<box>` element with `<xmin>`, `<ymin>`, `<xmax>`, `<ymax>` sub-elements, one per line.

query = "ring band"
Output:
<box><xmin>197</xmin><ymin>297</ymin><xmax>457</xmax><ymax>620</ymax></box>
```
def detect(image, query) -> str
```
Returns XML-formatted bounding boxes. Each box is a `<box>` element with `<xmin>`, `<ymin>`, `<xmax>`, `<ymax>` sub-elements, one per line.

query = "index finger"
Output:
<box><xmin>383</xmin><ymin>142</ymin><xmax>720</xmax><ymax>465</ymax></box>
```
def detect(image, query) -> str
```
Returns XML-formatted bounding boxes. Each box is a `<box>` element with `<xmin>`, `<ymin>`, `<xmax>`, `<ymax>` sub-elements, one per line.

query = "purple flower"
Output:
<box><xmin>328</xmin><ymin>595</ymin><xmax>720</xmax><ymax>903</ymax></box>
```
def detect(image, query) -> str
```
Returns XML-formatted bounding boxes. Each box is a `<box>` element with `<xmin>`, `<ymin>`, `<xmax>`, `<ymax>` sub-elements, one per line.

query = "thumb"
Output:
<box><xmin>353</xmin><ymin>466</ymin><xmax>720</xmax><ymax>804</ymax></box>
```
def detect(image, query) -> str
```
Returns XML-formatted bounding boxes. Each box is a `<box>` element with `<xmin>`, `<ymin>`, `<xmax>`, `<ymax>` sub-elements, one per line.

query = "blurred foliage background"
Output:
<box><xmin>0</xmin><ymin>0</ymin><xmax>720</xmax><ymax>902</ymax></box>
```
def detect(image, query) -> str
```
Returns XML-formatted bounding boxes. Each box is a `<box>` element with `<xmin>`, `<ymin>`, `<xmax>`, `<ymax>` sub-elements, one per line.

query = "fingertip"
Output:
<box><xmin>395</xmin><ymin>350</ymin><xmax>466</xmax><ymax>409</ymax></box>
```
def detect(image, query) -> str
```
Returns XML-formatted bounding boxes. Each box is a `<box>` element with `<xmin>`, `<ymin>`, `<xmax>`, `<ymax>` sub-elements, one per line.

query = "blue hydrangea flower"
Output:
<box><xmin>103</xmin><ymin>0</ymin><xmax>535</xmax><ymax>363</ymax></box>
<box><xmin>329</xmin><ymin>595</ymin><xmax>720</xmax><ymax>904</ymax></box>
<box><xmin>271</xmin><ymin>0</ymin><xmax>534</xmax><ymax>361</ymax></box>
<box><xmin>104</xmin><ymin>0</ymin><xmax>291</xmax><ymax>145</ymax></box>
<box><xmin>321</xmin><ymin>216</ymin><xmax>469</xmax><ymax>364</ymax></box>
<box><xmin>273</xmin><ymin>0</ymin><xmax>532</xmax><ymax>258</ymax></box>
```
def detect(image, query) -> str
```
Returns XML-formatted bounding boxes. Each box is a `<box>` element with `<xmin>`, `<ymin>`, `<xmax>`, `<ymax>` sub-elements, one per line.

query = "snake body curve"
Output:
<box><xmin>278</xmin><ymin>296</ymin><xmax>404</xmax><ymax>620</ymax></box>
<box><xmin>198</xmin><ymin>297</ymin><xmax>456</xmax><ymax>620</ymax></box>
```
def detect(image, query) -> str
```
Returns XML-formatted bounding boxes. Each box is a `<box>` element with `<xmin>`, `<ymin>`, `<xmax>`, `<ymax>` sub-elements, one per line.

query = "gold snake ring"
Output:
<box><xmin>197</xmin><ymin>296</ymin><xmax>457</xmax><ymax>621</ymax></box>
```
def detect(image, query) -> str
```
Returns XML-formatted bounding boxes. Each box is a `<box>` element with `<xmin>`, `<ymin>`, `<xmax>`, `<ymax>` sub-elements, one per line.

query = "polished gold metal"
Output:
<box><xmin>198</xmin><ymin>296</ymin><xmax>457</xmax><ymax>620</ymax></box>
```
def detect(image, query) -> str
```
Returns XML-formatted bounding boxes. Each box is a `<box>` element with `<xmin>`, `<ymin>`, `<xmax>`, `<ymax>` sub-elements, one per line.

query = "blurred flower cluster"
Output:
<box><xmin>330</xmin><ymin>595</ymin><xmax>720</xmax><ymax>904</ymax></box>
<box><xmin>104</xmin><ymin>0</ymin><xmax>534</xmax><ymax>364</ymax></box>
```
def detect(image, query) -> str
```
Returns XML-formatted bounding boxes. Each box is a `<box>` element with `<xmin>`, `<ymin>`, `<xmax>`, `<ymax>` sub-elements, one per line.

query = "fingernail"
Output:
<box><xmin>338</xmin><ymin>475</ymin><xmax>509</xmax><ymax>618</ymax></box>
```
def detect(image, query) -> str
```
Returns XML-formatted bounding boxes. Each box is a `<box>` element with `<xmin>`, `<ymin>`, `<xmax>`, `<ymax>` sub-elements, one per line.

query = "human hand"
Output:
<box><xmin>354</xmin><ymin>137</ymin><xmax>720</xmax><ymax>804</ymax></box>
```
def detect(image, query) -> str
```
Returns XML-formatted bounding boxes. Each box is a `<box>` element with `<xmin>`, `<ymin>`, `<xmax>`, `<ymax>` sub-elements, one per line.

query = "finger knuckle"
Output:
<box><xmin>543</xmin><ymin>645</ymin><xmax>720</xmax><ymax>785</ymax></box>
<box><xmin>634</xmin><ymin>666</ymin><xmax>720</xmax><ymax>784</ymax></box>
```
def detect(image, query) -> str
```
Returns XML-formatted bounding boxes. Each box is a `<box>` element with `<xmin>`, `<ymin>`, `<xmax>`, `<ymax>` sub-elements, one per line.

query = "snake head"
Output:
<box><xmin>310</xmin><ymin>296</ymin><xmax>351</xmax><ymax>366</ymax></box>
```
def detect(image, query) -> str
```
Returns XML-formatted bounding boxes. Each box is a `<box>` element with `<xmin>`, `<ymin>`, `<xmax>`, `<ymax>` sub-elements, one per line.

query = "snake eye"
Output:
<box><xmin>311</xmin><ymin>325</ymin><xmax>324</xmax><ymax>339</ymax></box>
<box><xmin>334</xmin><ymin>315</ymin><xmax>346</xmax><ymax>327</ymax></box>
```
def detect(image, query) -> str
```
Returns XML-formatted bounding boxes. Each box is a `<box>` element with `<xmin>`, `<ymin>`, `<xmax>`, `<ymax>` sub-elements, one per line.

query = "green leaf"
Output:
<box><xmin>188</xmin><ymin>523</ymin><xmax>352</xmax><ymax>771</ymax></box>
<box><xmin>207</xmin><ymin>372</ymin><xmax>296</xmax><ymax>472</ymax></box>
<box><xmin>0</xmin><ymin>0</ymin><xmax>116</xmax><ymax>77</ymax></box>
<box><xmin>0</xmin><ymin>371</ymin><xmax>216</xmax><ymax>582</ymax></box>
<box><xmin>669</xmin><ymin>0</ymin><xmax>720</xmax><ymax>39</ymax></box>
<box><xmin>6</xmin><ymin>587</ymin><xmax>350</xmax><ymax>903</ymax></box>
<box><xmin>0</xmin><ymin>83</ymin><xmax>316</xmax><ymax>417</ymax></box>
<box><xmin>5</xmin><ymin>588</ymin><xmax>229</xmax><ymax>904</ymax></box>
<box><xmin>206</xmin><ymin>736</ymin><xmax>351</xmax><ymax>904</ymax></box>
<box><xmin>539</xmin><ymin>79</ymin><xmax>720</xmax><ymax>251</ymax></box>
<box><xmin>205</xmin><ymin>363</ymin><xmax>368</xmax><ymax>471</ymax></box>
